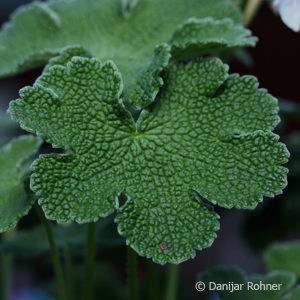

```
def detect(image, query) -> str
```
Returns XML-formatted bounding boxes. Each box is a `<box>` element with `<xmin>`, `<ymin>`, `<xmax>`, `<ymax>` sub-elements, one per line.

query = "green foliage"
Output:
<box><xmin>0</xmin><ymin>111</ymin><xmax>18</xmax><ymax>132</ymax></box>
<box><xmin>265</xmin><ymin>241</ymin><xmax>300</xmax><ymax>278</ymax></box>
<box><xmin>0</xmin><ymin>110</ymin><xmax>20</xmax><ymax>146</ymax></box>
<box><xmin>199</xmin><ymin>267</ymin><xmax>297</xmax><ymax>300</ymax></box>
<box><xmin>0</xmin><ymin>0</ymin><xmax>256</xmax><ymax>108</ymax></box>
<box><xmin>242</xmin><ymin>133</ymin><xmax>300</xmax><ymax>251</ymax></box>
<box><xmin>125</xmin><ymin>43</ymin><xmax>171</xmax><ymax>108</ymax></box>
<box><xmin>45</xmin><ymin>262</ymin><xmax>127</xmax><ymax>300</ymax></box>
<box><xmin>8</xmin><ymin>47</ymin><xmax>288</xmax><ymax>263</ymax></box>
<box><xmin>285</xmin><ymin>287</ymin><xmax>300</xmax><ymax>300</ymax></box>
<box><xmin>232</xmin><ymin>0</ymin><xmax>247</xmax><ymax>9</ymax></box>
<box><xmin>199</xmin><ymin>240</ymin><xmax>300</xmax><ymax>300</ymax></box>
<box><xmin>0</xmin><ymin>135</ymin><xmax>42</xmax><ymax>233</ymax></box>
<box><xmin>121</xmin><ymin>0</ymin><xmax>139</xmax><ymax>18</ymax></box>
<box><xmin>278</xmin><ymin>99</ymin><xmax>300</xmax><ymax>122</ymax></box>
<box><xmin>0</xmin><ymin>216</ymin><xmax>124</xmax><ymax>258</ymax></box>
<box><xmin>169</xmin><ymin>17</ymin><xmax>257</xmax><ymax>60</ymax></box>
<box><xmin>285</xmin><ymin>133</ymin><xmax>300</xmax><ymax>177</ymax></box>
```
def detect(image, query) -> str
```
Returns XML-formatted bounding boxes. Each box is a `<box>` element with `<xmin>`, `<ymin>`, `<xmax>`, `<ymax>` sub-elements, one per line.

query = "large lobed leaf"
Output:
<box><xmin>0</xmin><ymin>0</ymin><xmax>257</xmax><ymax>108</ymax></box>
<box><xmin>9</xmin><ymin>50</ymin><xmax>288</xmax><ymax>264</ymax></box>
<box><xmin>0</xmin><ymin>135</ymin><xmax>42</xmax><ymax>232</ymax></box>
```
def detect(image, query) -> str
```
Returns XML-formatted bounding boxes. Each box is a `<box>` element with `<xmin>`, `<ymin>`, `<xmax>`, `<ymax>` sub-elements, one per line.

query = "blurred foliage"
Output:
<box><xmin>242</xmin><ymin>129</ymin><xmax>300</xmax><ymax>251</ymax></box>
<box><xmin>44</xmin><ymin>262</ymin><xmax>127</xmax><ymax>300</ymax></box>
<box><xmin>0</xmin><ymin>135</ymin><xmax>41</xmax><ymax>233</ymax></box>
<box><xmin>199</xmin><ymin>240</ymin><xmax>300</xmax><ymax>299</ymax></box>
<box><xmin>233</xmin><ymin>0</ymin><xmax>248</xmax><ymax>10</ymax></box>
<box><xmin>0</xmin><ymin>110</ymin><xmax>20</xmax><ymax>146</ymax></box>
<box><xmin>265</xmin><ymin>241</ymin><xmax>300</xmax><ymax>278</ymax></box>
<box><xmin>0</xmin><ymin>215</ymin><xmax>124</xmax><ymax>258</ymax></box>
<box><xmin>198</xmin><ymin>266</ymin><xmax>300</xmax><ymax>300</ymax></box>
<box><xmin>279</xmin><ymin>99</ymin><xmax>300</xmax><ymax>122</ymax></box>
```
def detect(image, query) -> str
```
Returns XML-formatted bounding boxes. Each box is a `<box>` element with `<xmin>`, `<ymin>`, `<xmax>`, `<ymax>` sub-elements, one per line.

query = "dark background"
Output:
<box><xmin>0</xmin><ymin>1</ymin><xmax>299</xmax><ymax>300</ymax></box>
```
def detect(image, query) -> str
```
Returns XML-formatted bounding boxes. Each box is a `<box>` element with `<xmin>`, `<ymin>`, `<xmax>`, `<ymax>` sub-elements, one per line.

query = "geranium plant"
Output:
<box><xmin>0</xmin><ymin>0</ymin><xmax>292</xmax><ymax>299</ymax></box>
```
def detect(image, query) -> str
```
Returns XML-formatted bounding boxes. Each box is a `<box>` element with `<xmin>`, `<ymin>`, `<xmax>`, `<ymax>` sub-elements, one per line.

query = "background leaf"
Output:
<box><xmin>169</xmin><ymin>17</ymin><xmax>257</xmax><ymax>60</ymax></box>
<box><xmin>0</xmin><ymin>0</ymin><xmax>250</xmax><ymax>108</ymax></box>
<box><xmin>265</xmin><ymin>241</ymin><xmax>300</xmax><ymax>278</ymax></box>
<box><xmin>198</xmin><ymin>266</ymin><xmax>296</xmax><ymax>300</ymax></box>
<box><xmin>0</xmin><ymin>215</ymin><xmax>124</xmax><ymax>258</ymax></box>
<box><xmin>0</xmin><ymin>135</ymin><xmax>42</xmax><ymax>232</ymax></box>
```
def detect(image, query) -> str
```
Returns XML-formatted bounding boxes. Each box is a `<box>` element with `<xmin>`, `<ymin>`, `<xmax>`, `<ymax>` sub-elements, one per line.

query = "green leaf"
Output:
<box><xmin>9</xmin><ymin>55</ymin><xmax>288</xmax><ymax>264</ymax></box>
<box><xmin>45</xmin><ymin>262</ymin><xmax>127</xmax><ymax>300</ymax></box>
<box><xmin>284</xmin><ymin>286</ymin><xmax>300</xmax><ymax>300</ymax></box>
<box><xmin>43</xmin><ymin>45</ymin><xmax>93</xmax><ymax>72</ymax></box>
<box><xmin>0</xmin><ymin>0</ymin><xmax>241</xmax><ymax>75</ymax></box>
<box><xmin>233</xmin><ymin>0</ymin><xmax>247</xmax><ymax>8</ymax></box>
<box><xmin>0</xmin><ymin>216</ymin><xmax>124</xmax><ymax>258</ymax></box>
<box><xmin>124</xmin><ymin>43</ymin><xmax>171</xmax><ymax>108</ymax></box>
<box><xmin>0</xmin><ymin>135</ymin><xmax>42</xmax><ymax>233</ymax></box>
<box><xmin>1</xmin><ymin>225</ymin><xmax>82</xmax><ymax>258</ymax></box>
<box><xmin>0</xmin><ymin>110</ymin><xmax>20</xmax><ymax>147</ymax></box>
<box><xmin>198</xmin><ymin>267</ymin><xmax>296</xmax><ymax>300</ymax></box>
<box><xmin>0</xmin><ymin>0</ymin><xmax>251</xmax><ymax>108</ymax></box>
<box><xmin>121</xmin><ymin>0</ymin><xmax>139</xmax><ymax>18</ymax></box>
<box><xmin>169</xmin><ymin>17</ymin><xmax>257</xmax><ymax>60</ymax></box>
<box><xmin>0</xmin><ymin>110</ymin><xmax>19</xmax><ymax>131</ymax></box>
<box><xmin>265</xmin><ymin>241</ymin><xmax>300</xmax><ymax>278</ymax></box>
<box><xmin>263</xmin><ymin>242</ymin><xmax>300</xmax><ymax>300</ymax></box>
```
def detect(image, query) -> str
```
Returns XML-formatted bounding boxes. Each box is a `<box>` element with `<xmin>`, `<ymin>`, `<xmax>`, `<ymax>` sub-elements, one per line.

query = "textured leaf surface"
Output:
<box><xmin>9</xmin><ymin>54</ymin><xmax>288</xmax><ymax>264</ymax></box>
<box><xmin>265</xmin><ymin>241</ymin><xmax>300</xmax><ymax>278</ymax></box>
<box><xmin>121</xmin><ymin>0</ymin><xmax>139</xmax><ymax>18</ymax></box>
<box><xmin>0</xmin><ymin>135</ymin><xmax>42</xmax><ymax>232</ymax></box>
<box><xmin>199</xmin><ymin>267</ymin><xmax>296</xmax><ymax>300</ymax></box>
<box><xmin>0</xmin><ymin>0</ymin><xmax>241</xmax><ymax>76</ymax></box>
<box><xmin>170</xmin><ymin>17</ymin><xmax>257</xmax><ymax>60</ymax></box>
<box><xmin>125</xmin><ymin>43</ymin><xmax>171</xmax><ymax>108</ymax></box>
<box><xmin>0</xmin><ymin>0</ymin><xmax>253</xmax><ymax>108</ymax></box>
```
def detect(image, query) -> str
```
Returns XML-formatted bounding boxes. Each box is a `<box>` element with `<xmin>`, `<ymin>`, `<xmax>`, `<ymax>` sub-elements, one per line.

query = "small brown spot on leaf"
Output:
<box><xmin>159</xmin><ymin>241</ymin><xmax>170</xmax><ymax>250</ymax></box>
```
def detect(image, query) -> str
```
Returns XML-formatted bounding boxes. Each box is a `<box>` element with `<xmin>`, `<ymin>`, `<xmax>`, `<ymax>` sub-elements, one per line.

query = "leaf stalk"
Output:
<box><xmin>36</xmin><ymin>204</ymin><xmax>67</xmax><ymax>300</ymax></box>
<box><xmin>147</xmin><ymin>260</ymin><xmax>159</xmax><ymax>300</ymax></box>
<box><xmin>164</xmin><ymin>264</ymin><xmax>179</xmax><ymax>300</ymax></box>
<box><xmin>64</xmin><ymin>247</ymin><xmax>74</xmax><ymax>300</ymax></box>
<box><xmin>83</xmin><ymin>222</ymin><xmax>96</xmax><ymax>300</ymax></box>
<box><xmin>1</xmin><ymin>230</ymin><xmax>15</xmax><ymax>300</ymax></box>
<box><xmin>243</xmin><ymin>0</ymin><xmax>264</xmax><ymax>26</ymax></box>
<box><xmin>127</xmin><ymin>247</ymin><xmax>138</xmax><ymax>300</ymax></box>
